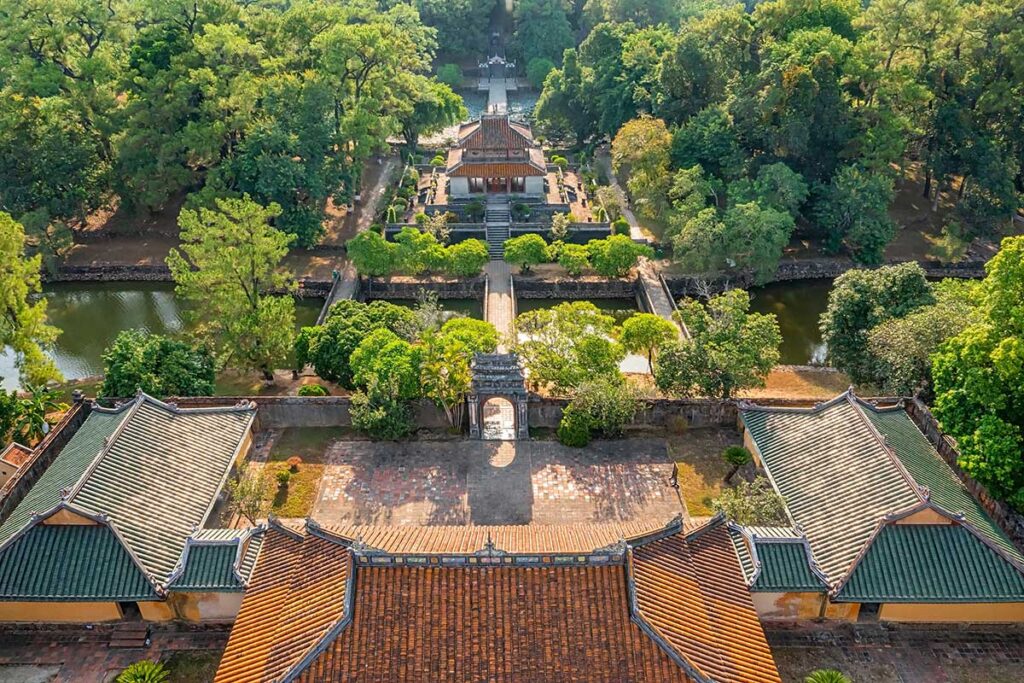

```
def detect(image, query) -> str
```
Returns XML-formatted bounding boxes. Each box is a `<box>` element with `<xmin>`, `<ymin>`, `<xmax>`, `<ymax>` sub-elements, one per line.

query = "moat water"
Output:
<box><xmin>748</xmin><ymin>279</ymin><xmax>832</xmax><ymax>365</ymax></box>
<box><xmin>0</xmin><ymin>282</ymin><xmax>322</xmax><ymax>391</ymax></box>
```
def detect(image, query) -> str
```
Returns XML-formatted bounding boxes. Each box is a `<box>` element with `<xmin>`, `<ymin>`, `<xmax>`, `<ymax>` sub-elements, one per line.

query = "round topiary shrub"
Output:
<box><xmin>276</xmin><ymin>469</ymin><xmax>291</xmax><ymax>487</ymax></box>
<box><xmin>298</xmin><ymin>384</ymin><xmax>329</xmax><ymax>397</ymax></box>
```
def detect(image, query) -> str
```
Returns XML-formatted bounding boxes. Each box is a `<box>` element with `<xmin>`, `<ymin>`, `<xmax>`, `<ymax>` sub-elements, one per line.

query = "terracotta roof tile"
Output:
<box><xmin>0</xmin><ymin>443</ymin><xmax>32</xmax><ymax>468</ymax></box>
<box><xmin>321</xmin><ymin>520</ymin><xmax>668</xmax><ymax>554</ymax></box>
<box><xmin>217</xmin><ymin>520</ymin><xmax>779</xmax><ymax>683</ymax></box>
<box><xmin>633</xmin><ymin>524</ymin><xmax>782</xmax><ymax>683</ymax></box>
<box><xmin>458</xmin><ymin>115</ymin><xmax>534</xmax><ymax>150</ymax></box>
<box><xmin>214</xmin><ymin>527</ymin><xmax>350</xmax><ymax>683</ymax></box>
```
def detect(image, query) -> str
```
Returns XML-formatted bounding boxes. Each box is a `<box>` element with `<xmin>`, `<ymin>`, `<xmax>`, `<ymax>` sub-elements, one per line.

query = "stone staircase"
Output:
<box><xmin>485</xmin><ymin>202</ymin><xmax>511</xmax><ymax>260</ymax></box>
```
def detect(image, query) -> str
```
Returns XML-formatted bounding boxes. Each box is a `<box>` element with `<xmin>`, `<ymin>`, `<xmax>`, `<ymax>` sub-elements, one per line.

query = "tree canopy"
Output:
<box><xmin>932</xmin><ymin>237</ymin><xmax>1024</xmax><ymax>508</ymax></box>
<box><xmin>167</xmin><ymin>196</ymin><xmax>295</xmax><ymax>380</ymax></box>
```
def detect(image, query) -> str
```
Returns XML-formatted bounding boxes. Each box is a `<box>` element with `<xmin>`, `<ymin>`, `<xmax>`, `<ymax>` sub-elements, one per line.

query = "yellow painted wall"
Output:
<box><xmin>0</xmin><ymin>601</ymin><xmax>121</xmax><ymax>622</ymax></box>
<box><xmin>0</xmin><ymin>464</ymin><xmax>16</xmax><ymax>487</ymax></box>
<box><xmin>880</xmin><ymin>602</ymin><xmax>1024</xmax><ymax>623</ymax></box>
<box><xmin>41</xmin><ymin>509</ymin><xmax>98</xmax><ymax>525</ymax></box>
<box><xmin>823</xmin><ymin>600</ymin><xmax>860</xmax><ymax>621</ymax></box>
<box><xmin>235</xmin><ymin>430</ymin><xmax>253</xmax><ymax>468</ymax></box>
<box><xmin>169</xmin><ymin>591</ymin><xmax>244</xmax><ymax>622</ymax></box>
<box><xmin>743</xmin><ymin>429</ymin><xmax>763</xmax><ymax>468</ymax></box>
<box><xmin>895</xmin><ymin>509</ymin><xmax>953</xmax><ymax>525</ymax></box>
<box><xmin>138</xmin><ymin>600</ymin><xmax>175</xmax><ymax>622</ymax></box>
<box><xmin>751</xmin><ymin>592</ymin><xmax>825</xmax><ymax>620</ymax></box>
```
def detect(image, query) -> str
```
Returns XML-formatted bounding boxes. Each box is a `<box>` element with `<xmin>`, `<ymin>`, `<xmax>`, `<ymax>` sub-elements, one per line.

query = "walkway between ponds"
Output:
<box><xmin>317</xmin><ymin>156</ymin><xmax>400</xmax><ymax>323</ymax></box>
<box><xmin>487</xmin><ymin>78</ymin><xmax>509</xmax><ymax>114</ymax></box>
<box><xmin>485</xmin><ymin>260</ymin><xmax>514</xmax><ymax>351</ymax></box>
<box><xmin>637</xmin><ymin>259</ymin><xmax>688</xmax><ymax>338</ymax></box>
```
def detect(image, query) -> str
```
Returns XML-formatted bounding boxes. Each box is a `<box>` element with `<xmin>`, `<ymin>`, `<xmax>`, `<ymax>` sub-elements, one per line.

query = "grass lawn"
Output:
<box><xmin>261</xmin><ymin>461</ymin><xmax>324</xmax><ymax>518</ymax></box>
<box><xmin>666</xmin><ymin>427</ymin><xmax>742</xmax><ymax>517</ymax></box>
<box><xmin>738</xmin><ymin>367</ymin><xmax>858</xmax><ymax>401</ymax></box>
<box><xmin>162</xmin><ymin>651</ymin><xmax>222</xmax><ymax>683</ymax></box>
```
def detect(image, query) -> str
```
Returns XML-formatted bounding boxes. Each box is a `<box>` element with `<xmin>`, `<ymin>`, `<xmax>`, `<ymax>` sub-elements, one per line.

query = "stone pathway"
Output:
<box><xmin>768</xmin><ymin>623</ymin><xmax>1024</xmax><ymax>683</ymax></box>
<box><xmin>484</xmin><ymin>260</ymin><xmax>515</xmax><ymax>351</ymax></box>
<box><xmin>486</xmin><ymin>77</ymin><xmax>509</xmax><ymax>114</ymax></box>
<box><xmin>596</xmin><ymin>149</ymin><xmax>646</xmax><ymax>242</ymax></box>
<box><xmin>311</xmin><ymin>439</ymin><xmax>683</xmax><ymax>527</ymax></box>
<box><xmin>0</xmin><ymin>625</ymin><xmax>228</xmax><ymax>683</ymax></box>
<box><xmin>637</xmin><ymin>258</ymin><xmax>686</xmax><ymax>338</ymax></box>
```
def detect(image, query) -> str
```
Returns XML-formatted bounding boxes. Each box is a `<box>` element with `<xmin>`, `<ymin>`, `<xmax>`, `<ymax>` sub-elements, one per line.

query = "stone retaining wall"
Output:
<box><xmin>512</xmin><ymin>276</ymin><xmax>639</xmax><ymax>299</ymax></box>
<box><xmin>49</xmin><ymin>264</ymin><xmax>331</xmax><ymax>297</ymax></box>
<box><xmin>361</xmin><ymin>276</ymin><xmax>485</xmax><ymax>300</ymax></box>
<box><xmin>664</xmin><ymin>258</ymin><xmax>988</xmax><ymax>297</ymax></box>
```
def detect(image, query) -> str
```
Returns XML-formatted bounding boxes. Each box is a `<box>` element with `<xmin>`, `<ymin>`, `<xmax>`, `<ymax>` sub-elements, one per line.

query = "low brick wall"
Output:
<box><xmin>512</xmin><ymin>276</ymin><xmax>639</xmax><ymax>300</ymax></box>
<box><xmin>361</xmin><ymin>276</ymin><xmax>485</xmax><ymax>300</ymax></box>
<box><xmin>0</xmin><ymin>401</ymin><xmax>90</xmax><ymax>525</ymax></box>
<box><xmin>169</xmin><ymin>395</ymin><xmax>449</xmax><ymax>430</ymax></box>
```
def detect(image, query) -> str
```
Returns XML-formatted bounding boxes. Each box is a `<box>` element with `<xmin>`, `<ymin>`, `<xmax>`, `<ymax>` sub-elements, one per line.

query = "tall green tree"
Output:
<box><xmin>514</xmin><ymin>302</ymin><xmax>626</xmax><ymax>393</ymax></box>
<box><xmin>0</xmin><ymin>213</ymin><xmax>60</xmax><ymax>385</ymax></box>
<box><xmin>932</xmin><ymin>237</ymin><xmax>1024</xmax><ymax>508</ymax></box>
<box><xmin>101</xmin><ymin>329</ymin><xmax>215</xmax><ymax>398</ymax></box>
<box><xmin>655</xmin><ymin>290</ymin><xmax>781</xmax><ymax>399</ymax></box>
<box><xmin>167</xmin><ymin>196</ymin><xmax>295</xmax><ymax>381</ymax></box>
<box><xmin>513</xmin><ymin>0</ymin><xmax>574</xmax><ymax>66</ymax></box>
<box><xmin>819</xmin><ymin>262</ymin><xmax>934</xmax><ymax>384</ymax></box>
<box><xmin>814</xmin><ymin>165</ymin><xmax>896</xmax><ymax>264</ymax></box>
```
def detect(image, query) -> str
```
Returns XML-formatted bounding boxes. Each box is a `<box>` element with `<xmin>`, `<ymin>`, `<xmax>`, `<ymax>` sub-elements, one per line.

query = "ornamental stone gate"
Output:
<box><xmin>468</xmin><ymin>353</ymin><xmax>529</xmax><ymax>440</ymax></box>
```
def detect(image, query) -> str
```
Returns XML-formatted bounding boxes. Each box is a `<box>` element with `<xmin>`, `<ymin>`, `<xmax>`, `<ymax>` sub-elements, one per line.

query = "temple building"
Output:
<box><xmin>446</xmin><ymin>114</ymin><xmax>547</xmax><ymax>198</ymax></box>
<box><xmin>0</xmin><ymin>393</ymin><xmax>258</xmax><ymax>623</ymax></box>
<box><xmin>214</xmin><ymin>516</ymin><xmax>782</xmax><ymax>683</ymax></box>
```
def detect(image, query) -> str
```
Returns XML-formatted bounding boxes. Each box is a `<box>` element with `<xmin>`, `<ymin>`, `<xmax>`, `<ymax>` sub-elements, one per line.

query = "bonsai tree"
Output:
<box><xmin>503</xmin><ymin>234</ymin><xmax>549</xmax><ymax>273</ymax></box>
<box><xmin>465</xmin><ymin>200</ymin><xmax>485</xmax><ymax>222</ymax></box>
<box><xmin>226</xmin><ymin>474</ymin><xmax>270</xmax><ymax>525</ymax></box>
<box><xmin>275</xmin><ymin>469</ymin><xmax>291</xmax><ymax>487</ymax></box>
<box><xmin>721</xmin><ymin>445</ymin><xmax>752</xmax><ymax>483</ymax></box>
<box><xmin>287</xmin><ymin>456</ymin><xmax>302</xmax><ymax>473</ymax></box>
<box><xmin>116</xmin><ymin>660</ymin><xmax>169</xmax><ymax>683</ymax></box>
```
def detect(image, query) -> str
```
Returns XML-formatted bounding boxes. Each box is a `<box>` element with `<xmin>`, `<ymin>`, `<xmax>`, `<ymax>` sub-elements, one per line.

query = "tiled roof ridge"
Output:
<box><xmin>0</xmin><ymin>501</ymin><xmax>163</xmax><ymax>596</ymax></box>
<box><xmin>728</xmin><ymin>522</ymin><xmax>829</xmax><ymax>590</ymax></box>
<box><xmin>100</xmin><ymin>391</ymin><xmax>258</xmax><ymax>416</ymax></box>
<box><xmin>167</xmin><ymin>525</ymin><xmax>266</xmax><ymax>589</ymax></box>
<box><xmin>306</xmin><ymin>517</ymin><xmax>685</xmax><ymax>557</ymax></box>
<box><xmin>842</xmin><ymin>391</ymin><xmax>928</xmax><ymax>504</ymax></box>
<box><xmin>277</xmin><ymin>545</ymin><xmax>357</xmax><ymax>683</ymax></box>
<box><xmin>63</xmin><ymin>395</ymin><xmax>142</xmax><ymax>505</ymax></box>
<box><xmin>624</xmin><ymin>547</ymin><xmax>713</xmax><ymax>683</ymax></box>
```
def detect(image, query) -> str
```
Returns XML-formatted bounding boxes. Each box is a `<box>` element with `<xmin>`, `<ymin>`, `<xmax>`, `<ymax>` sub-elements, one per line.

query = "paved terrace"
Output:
<box><xmin>307</xmin><ymin>438</ymin><xmax>682</xmax><ymax>527</ymax></box>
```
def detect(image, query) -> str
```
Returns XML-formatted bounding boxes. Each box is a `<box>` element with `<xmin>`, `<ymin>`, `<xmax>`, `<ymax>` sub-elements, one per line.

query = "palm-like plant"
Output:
<box><xmin>116</xmin><ymin>660</ymin><xmax>169</xmax><ymax>683</ymax></box>
<box><xmin>805</xmin><ymin>670</ymin><xmax>852</xmax><ymax>683</ymax></box>
<box><xmin>15</xmin><ymin>384</ymin><xmax>61</xmax><ymax>443</ymax></box>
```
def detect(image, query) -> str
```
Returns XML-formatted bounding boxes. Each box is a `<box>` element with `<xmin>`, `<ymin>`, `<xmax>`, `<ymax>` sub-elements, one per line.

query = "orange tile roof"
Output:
<box><xmin>458</xmin><ymin>115</ymin><xmax>535</xmax><ymax>150</ymax></box>
<box><xmin>632</xmin><ymin>526</ymin><xmax>782</xmax><ymax>683</ymax></box>
<box><xmin>214</xmin><ymin>527</ymin><xmax>351</xmax><ymax>683</ymax></box>
<box><xmin>0</xmin><ymin>443</ymin><xmax>32</xmax><ymax>468</ymax></box>
<box><xmin>320</xmin><ymin>519</ymin><xmax>671</xmax><ymax>554</ymax></box>
<box><xmin>448</xmin><ymin>161</ymin><xmax>546</xmax><ymax>177</ymax></box>
<box><xmin>216</xmin><ymin>519</ymin><xmax>779</xmax><ymax>683</ymax></box>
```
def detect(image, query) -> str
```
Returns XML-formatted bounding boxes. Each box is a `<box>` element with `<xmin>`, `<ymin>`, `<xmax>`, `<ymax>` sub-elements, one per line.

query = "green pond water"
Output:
<box><xmin>0</xmin><ymin>282</ymin><xmax>322</xmax><ymax>390</ymax></box>
<box><xmin>514</xmin><ymin>298</ymin><xmax>639</xmax><ymax>326</ymax></box>
<box><xmin>370</xmin><ymin>298</ymin><xmax>484</xmax><ymax>320</ymax></box>
<box><xmin>748</xmin><ymin>279</ymin><xmax>832</xmax><ymax>365</ymax></box>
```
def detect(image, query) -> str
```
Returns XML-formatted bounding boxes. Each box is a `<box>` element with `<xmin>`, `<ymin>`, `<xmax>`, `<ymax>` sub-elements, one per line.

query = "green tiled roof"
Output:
<box><xmin>751</xmin><ymin>542</ymin><xmax>827</xmax><ymax>592</ymax></box>
<box><xmin>0</xmin><ymin>524</ymin><xmax>157</xmax><ymax>601</ymax></box>
<box><xmin>171</xmin><ymin>544</ymin><xmax>244</xmax><ymax>591</ymax></box>
<box><xmin>864</xmin><ymin>406</ymin><xmax>1024</xmax><ymax>564</ymax></box>
<box><xmin>0</xmin><ymin>395</ymin><xmax>256</xmax><ymax>599</ymax></box>
<box><xmin>835</xmin><ymin>524</ymin><xmax>1024</xmax><ymax>602</ymax></box>
<box><xmin>0</xmin><ymin>408</ymin><xmax>128</xmax><ymax>546</ymax></box>
<box><xmin>170</xmin><ymin>530</ymin><xmax>264</xmax><ymax>592</ymax></box>
<box><xmin>740</xmin><ymin>395</ymin><xmax>921</xmax><ymax>580</ymax></box>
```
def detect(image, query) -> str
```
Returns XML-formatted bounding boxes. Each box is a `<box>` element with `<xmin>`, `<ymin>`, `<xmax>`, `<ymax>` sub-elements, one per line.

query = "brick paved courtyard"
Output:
<box><xmin>768</xmin><ymin>623</ymin><xmax>1024</xmax><ymax>682</ymax></box>
<box><xmin>0</xmin><ymin>625</ymin><xmax>227</xmax><ymax>682</ymax></box>
<box><xmin>308</xmin><ymin>437</ymin><xmax>683</xmax><ymax>526</ymax></box>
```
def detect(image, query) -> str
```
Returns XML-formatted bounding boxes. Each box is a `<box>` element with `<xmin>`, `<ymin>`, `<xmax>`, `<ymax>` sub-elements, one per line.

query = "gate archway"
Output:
<box><xmin>468</xmin><ymin>353</ymin><xmax>528</xmax><ymax>440</ymax></box>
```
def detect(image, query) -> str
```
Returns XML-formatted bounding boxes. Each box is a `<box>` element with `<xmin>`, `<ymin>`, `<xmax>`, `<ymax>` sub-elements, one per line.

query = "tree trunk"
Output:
<box><xmin>931</xmin><ymin>179</ymin><xmax>942</xmax><ymax>212</ymax></box>
<box><xmin>261</xmin><ymin>366</ymin><xmax>275</xmax><ymax>382</ymax></box>
<box><xmin>923</xmin><ymin>168</ymin><xmax>932</xmax><ymax>199</ymax></box>
<box><xmin>725</xmin><ymin>464</ymin><xmax>740</xmax><ymax>483</ymax></box>
<box><xmin>957</xmin><ymin>175</ymin><xmax>969</xmax><ymax>204</ymax></box>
